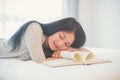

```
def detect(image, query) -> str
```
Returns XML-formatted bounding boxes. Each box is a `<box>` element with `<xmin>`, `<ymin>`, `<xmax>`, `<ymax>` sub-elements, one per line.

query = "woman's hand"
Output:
<box><xmin>46</xmin><ymin>51</ymin><xmax>62</xmax><ymax>61</ymax></box>
<box><xmin>51</xmin><ymin>47</ymin><xmax>91</xmax><ymax>59</ymax></box>
<box><xmin>46</xmin><ymin>57</ymin><xmax>56</xmax><ymax>61</ymax></box>
<box><xmin>52</xmin><ymin>50</ymin><xmax>62</xmax><ymax>58</ymax></box>
<box><xmin>46</xmin><ymin>50</ymin><xmax>62</xmax><ymax>61</ymax></box>
<box><xmin>64</xmin><ymin>47</ymin><xmax>91</xmax><ymax>52</ymax></box>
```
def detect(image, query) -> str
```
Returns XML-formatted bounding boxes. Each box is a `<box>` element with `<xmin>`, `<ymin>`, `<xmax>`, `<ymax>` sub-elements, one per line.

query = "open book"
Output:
<box><xmin>43</xmin><ymin>51</ymin><xmax>111</xmax><ymax>67</ymax></box>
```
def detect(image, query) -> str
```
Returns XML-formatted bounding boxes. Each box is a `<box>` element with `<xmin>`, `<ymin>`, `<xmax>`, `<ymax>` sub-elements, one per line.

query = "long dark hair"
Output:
<box><xmin>8</xmin><ymin>17</ymin><xmax>86</xmax><ymax>52</ymax></box>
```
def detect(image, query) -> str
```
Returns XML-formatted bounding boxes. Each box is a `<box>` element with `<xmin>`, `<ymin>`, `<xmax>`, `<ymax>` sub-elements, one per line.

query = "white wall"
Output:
<box><xmin>79</xmin><ymin>0</ymin><xmax>120</xmax><ymax>49</ymax></box>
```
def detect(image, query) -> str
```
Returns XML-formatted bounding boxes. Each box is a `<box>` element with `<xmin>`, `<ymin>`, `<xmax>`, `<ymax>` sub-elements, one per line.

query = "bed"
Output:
<box><xmin>0</xmin><ymin>47</ymin><xmax>120</xmax><ymax>80</ymax></box>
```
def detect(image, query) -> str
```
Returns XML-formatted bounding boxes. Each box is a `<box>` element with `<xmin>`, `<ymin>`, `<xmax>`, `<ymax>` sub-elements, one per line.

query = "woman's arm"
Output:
<box><xmin>65</xmin><ymin>47</ymin><xmax>91</xmax><ymax>52</ymax></box>
<box><xmin>51</xmin><ymin>47</ymin><xmax>91</xmax><ymax>59</ymax></box>
<box><xmin>24</xmin><ymin>22</ymin><xmax>46</xmax><ymax>63</ymax></box>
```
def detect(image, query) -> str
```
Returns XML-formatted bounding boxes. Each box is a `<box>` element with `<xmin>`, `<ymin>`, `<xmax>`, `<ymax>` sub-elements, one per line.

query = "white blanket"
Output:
<box><xmin>0</xmin><ymin>47</ymin><xmax>120</xmax><ymax>80</ymax></box>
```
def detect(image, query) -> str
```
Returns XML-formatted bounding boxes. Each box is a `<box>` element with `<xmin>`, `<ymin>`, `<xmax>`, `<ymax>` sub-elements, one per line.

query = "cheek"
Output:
<box><xmin>48</xmin><ymin>37</ymin><xmax>52</xmax><ymax>45</ymax></box>
<box><xmin>48</xmin><ymin>37</ymin><xmax>56</xmax><ymax>50</ymax></box>
<box><xmin>51</xmin><ymin>36</ymin><xmax>59</xmax><ymax>42</ymax></box>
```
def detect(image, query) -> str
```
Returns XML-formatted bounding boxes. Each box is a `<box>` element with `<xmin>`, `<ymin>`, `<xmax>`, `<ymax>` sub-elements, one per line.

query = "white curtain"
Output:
<box><xmin>0</xmin><ymin>0</ymin><xmax>63</xmax><ymax>38</ymax></box>
<box><xmin>62</xmin><ymin>0</ymin><xmax>79</xmax><ymax>20</ymax></box>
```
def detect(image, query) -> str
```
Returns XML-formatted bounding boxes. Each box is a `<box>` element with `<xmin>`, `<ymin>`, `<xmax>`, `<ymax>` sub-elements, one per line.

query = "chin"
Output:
<box><xmin>50</xmin><ymin>47</ymin><xmax>57</xmax><ymax>51</ymax></box>
<box><xmin>50</xmin><ymin>48</ymin><xmax>56</xmax><ymax>51</ymax></box>
<box><xmin>49</xmin><ymin>44</ymin><xmax>56</xmax><ymax>51</ymax></box>
<box><xmin>49</xmin><ymin>46</ymin><xmax>55</xmax><ymax>51</ymax></box>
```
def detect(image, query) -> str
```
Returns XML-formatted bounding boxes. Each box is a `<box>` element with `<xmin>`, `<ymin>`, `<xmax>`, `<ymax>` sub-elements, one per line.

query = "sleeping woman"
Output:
<box><xmin>0</xmin><ymin>17</ymin><xmax>90</xmax><ymax>63</ymax></box>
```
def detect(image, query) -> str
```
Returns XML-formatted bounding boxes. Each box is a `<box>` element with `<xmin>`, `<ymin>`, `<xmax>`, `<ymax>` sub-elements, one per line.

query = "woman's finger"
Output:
<box><xmin>52</xmin><ymin>50</ymin><xmax>61</xmax><ymax>58</ymax></box>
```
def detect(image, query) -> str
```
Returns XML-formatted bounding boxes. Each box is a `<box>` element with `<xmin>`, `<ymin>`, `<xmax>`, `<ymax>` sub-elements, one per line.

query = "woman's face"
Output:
<box><xmin>48</xmin><ymin>31</ymin><xmax>75</xmax><ymax>51</ymax></box>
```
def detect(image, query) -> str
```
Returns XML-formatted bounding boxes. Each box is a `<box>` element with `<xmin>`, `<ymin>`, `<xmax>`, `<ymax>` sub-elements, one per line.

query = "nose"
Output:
<box><xmin>57</xmin><ymin>40</ymin><xmax>66</xmax><ymax>49</ymax></box>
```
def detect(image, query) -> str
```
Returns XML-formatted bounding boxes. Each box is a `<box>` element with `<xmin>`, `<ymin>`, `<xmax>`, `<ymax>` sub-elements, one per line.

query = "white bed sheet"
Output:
<box><xmin>0</xmin><ymin>47</ymin><xmax>120</xmax><ymax>80</ymax></box>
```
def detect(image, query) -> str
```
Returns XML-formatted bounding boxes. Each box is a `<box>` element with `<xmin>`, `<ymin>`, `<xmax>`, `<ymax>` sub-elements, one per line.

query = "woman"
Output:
<box><xmin>0</xmin><ymin>17</ymin><xmax>88</xmax><ymax>63</ymax></box>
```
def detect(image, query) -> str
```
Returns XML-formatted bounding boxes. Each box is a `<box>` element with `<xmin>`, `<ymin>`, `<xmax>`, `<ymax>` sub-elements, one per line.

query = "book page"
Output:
<box><xmin>75</xmin><ymin>51</ymin><xmax>94</xmax><ymax>62</ymax></box>
<box><xmin>60</xmin><ymin>51</ymin><xmax>80</xmax><ymax>61</ymax></box>
<box><xmin>60</xmin><ymin>51</ymin><xmax>94</xmax><ymax>62</ymax></box>
<box><xmin>43</xmin><ymin>59</ymin><xmax>82</xmax><ymax>67</ymax></box>
<box><xmin>84</xmin><ymin>58</ymin><xmax>112</xmax><ymax>65</ymax></box>
<box><xmin>43</xmin><ymin>51</ymin><xmax>111</xmax><ymax>67</ymax></box>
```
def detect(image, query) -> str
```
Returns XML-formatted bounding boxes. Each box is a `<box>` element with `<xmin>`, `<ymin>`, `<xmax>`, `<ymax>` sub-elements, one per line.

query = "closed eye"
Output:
<box><xmin>65</xmin><ymin>42</ymin><xmax>71</xmax><ymax>47</ymax></box>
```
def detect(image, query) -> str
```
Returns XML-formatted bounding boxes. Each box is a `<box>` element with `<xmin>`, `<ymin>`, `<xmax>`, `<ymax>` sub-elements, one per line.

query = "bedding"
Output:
<box><xmin>0</xmin><ymin>47</ymin><xmax>120</xmax><ymax>80</ymax></box>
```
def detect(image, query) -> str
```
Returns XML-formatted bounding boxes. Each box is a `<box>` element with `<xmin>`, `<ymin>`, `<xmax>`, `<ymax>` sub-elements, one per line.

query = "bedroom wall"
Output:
<box><xmin>78</xmin><ymin>0</ymin><xmax>120</xmax><ymax>49</ymax></box>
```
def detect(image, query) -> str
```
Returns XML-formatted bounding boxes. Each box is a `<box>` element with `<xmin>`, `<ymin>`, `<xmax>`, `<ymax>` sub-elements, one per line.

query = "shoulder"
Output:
<box><xmin>27</xmin><ymin>21</ymin><xmax>43</xmax><ymax>34</ymax></box>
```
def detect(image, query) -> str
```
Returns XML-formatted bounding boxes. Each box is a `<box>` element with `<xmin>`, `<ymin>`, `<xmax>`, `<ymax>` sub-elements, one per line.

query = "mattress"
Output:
<box><xmin>0</xmin><ymin>47</ymin><xmax>120</xmax><ymax>80</ymax></box>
